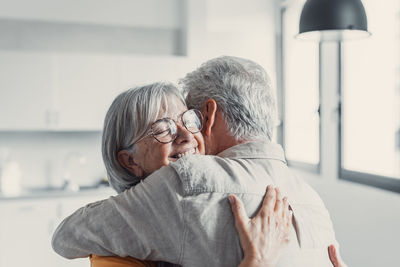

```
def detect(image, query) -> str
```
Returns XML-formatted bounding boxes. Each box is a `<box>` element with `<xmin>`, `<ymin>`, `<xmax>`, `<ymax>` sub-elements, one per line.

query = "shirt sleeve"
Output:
<box><xmin>51</xmin><ymin>166</ymin><xmax>185</xmax><ymax>264</ymax></box>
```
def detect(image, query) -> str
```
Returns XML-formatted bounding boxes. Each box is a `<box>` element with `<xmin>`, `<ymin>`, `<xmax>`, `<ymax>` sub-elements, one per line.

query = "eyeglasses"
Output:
<box><xmin>130</xmin><ymin>109</ymin><xmax>203</xmax><ymax>146</ymax></box>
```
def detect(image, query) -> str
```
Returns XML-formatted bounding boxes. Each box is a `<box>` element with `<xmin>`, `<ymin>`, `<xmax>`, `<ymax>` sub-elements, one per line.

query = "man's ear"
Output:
<box><xmin>117</xmin><ymin>150</ymin><xmax>144</xmax><ymax>177</ymax></box>
<box><xmin>201</xmin><ymin>99</ymin><xmax>217</xmax><ymax>137</ymax></box>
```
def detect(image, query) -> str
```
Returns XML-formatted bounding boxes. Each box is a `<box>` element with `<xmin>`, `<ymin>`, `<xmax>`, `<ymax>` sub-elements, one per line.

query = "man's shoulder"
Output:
<box><xmin>140</xmin><ymin>155</ymin><xmax>229</xmax><ymax>193</ymax></box>
<box><xmin>168</xmin><ymin>154</ymin><xmax>282</xmax><ymax>196</ymax></box>
<box><xmin>168</xmin><ymin>154</ymin><xmax>229</xmax><ymax>194</ymax></box>
<box><xmin>169</xmin><ymin>154</ymin><xmax>225</xmax><ymax>175</ymax></box>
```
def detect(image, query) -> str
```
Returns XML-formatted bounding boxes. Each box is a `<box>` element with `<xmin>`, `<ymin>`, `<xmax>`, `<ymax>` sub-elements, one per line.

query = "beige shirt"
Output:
<box><xmin>52</xmin><ymin>141</ymin><xmax>337</xmax><ymax>267</ymax></box>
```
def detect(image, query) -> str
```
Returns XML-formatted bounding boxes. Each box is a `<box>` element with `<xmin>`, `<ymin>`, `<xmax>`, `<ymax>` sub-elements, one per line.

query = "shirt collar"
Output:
<box><xmin>216</xmin><ymin>140</ymin><xmax>287</xmax><ymax>164</ymax></box>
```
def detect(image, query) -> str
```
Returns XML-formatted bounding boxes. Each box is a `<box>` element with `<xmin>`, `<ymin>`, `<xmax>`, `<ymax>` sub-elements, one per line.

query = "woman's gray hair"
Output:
<box><xmin>180</xmin><ymin>56</ymin><xmax>276</xmax><ymax>141</ymax></box>
<box><xmin>102</xmin><ymin>82</ymin><xmax>185</xmax><ymax>193</ymax></box>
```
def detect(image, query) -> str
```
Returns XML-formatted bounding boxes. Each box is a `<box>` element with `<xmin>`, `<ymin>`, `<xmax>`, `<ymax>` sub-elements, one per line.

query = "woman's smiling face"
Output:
<box><xmin>131</xmin><ymin>96</ymin><xmax>205</xmax><ymax>177</ymax></box>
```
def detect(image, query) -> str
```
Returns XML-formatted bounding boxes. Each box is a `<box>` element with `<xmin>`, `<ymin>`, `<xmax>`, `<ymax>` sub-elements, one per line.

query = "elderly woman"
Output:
<box><xmin>101</xmin><ymin>82</ymin><xmax>204</xmax><ymax>193</ymax></box>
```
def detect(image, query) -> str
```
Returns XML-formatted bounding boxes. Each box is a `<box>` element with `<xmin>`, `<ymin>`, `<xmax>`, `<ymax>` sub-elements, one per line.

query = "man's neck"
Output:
<box><xmin>213</xmin><ymin>135</ymin><xmax>250</xmax><ymax>155</ymax></box>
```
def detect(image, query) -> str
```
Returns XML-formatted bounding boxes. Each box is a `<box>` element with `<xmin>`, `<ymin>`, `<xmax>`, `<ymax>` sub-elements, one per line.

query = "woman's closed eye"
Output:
<box><xmin>154</xmin><ymin>129</ymin><xmax>171</xmax><ymax>138</ymax></box>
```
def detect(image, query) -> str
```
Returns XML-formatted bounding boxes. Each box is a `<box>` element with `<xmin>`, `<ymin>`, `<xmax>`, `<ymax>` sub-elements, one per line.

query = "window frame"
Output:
<box><xmin>338</xmin><ymin>43</ymin><xmax>400</xmax><ymax>193</ymax></box>
<box><xmin>278</xmin><ymin>0</ymin><xmax>400</xmax><ymax>193</ymax></box>
<box><xmin>279</xmin><ymin>3</ymin><xmax>321</xmax><ymax>173</ymax></box>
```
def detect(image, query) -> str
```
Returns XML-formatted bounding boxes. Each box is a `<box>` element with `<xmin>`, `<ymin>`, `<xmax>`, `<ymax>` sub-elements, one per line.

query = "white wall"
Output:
<box><xmin>0</xmin><ymin>0</ymin><xmax>182</xmax><ymax>28</ymax></box>
<box><xmin>301</xmin><ymin>171</ymin><xmax>400</xmax><ymax>267</ymax></box>
<box><xmin>205</xmin><ymin>0</ymin><xmax>276</xmax><ymax>73</ymax></box>
<box><xmin>185</xmin><ymin>0</ymin><xmax>276</xmax><ymax>81</ymax></box>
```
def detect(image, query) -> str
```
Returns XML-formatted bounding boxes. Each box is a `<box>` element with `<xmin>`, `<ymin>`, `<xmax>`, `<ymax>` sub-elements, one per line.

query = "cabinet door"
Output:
<box><xmin>0</xmin><ymin>196</ymin><xmax>111</xmax><ymax>267</ymax></box>
<box><xmin>0</xmin><ymin>200</ymin><xmax>65</xmax><ymax>267</ymax></box>
<box><xmin>53</xmin><ymin>192</ymin><xmax>114</xmax><ymax>267</ymax></box>
<box><xmin>55</xmin><ymin>54</ymin><xmax>119</xmax><ymax>130</ymax></box>
<box><xmin>0</xmin><ymin>51</ymin><xmax>53</xmax><ymax>130</ymax></box>
<box><xmin>119</xmin><ymin>55</ymin><xmax>193</xmax><ymax>89</ymax></box>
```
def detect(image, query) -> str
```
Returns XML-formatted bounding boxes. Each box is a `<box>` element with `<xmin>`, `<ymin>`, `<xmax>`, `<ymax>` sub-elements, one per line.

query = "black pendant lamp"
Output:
<box><xmin>296</xmin><ymin>0</ymin><xmax>370</xmax><ymax>41</ymax></box>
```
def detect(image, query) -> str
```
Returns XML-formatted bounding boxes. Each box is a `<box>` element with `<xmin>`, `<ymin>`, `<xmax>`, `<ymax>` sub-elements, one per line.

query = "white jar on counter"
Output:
<box><xmin>0</xmin><ymin>161</ymin><xmax>22</xmax><ymax>196</ymax></box>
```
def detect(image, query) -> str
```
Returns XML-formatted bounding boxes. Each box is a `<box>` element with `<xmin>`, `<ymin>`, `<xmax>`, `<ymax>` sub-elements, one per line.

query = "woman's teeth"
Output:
<box><xmin>176</xmin><ymin>147</ymin><xmax>196</xmax><ymax>158</ymax></box>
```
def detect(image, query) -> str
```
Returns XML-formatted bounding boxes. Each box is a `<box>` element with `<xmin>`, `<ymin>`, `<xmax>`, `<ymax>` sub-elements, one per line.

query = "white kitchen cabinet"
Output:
<box><xmin>0</xmin><ymin>51</ymin><xmax>120</xmax><ymax>131</ymax></box>
<box><xmin>54</xmin><ymin>54</ymin><xmax>195</xmax><ymax>130</ymax></box>
<box><xmin>119</xmin><ymin>55</ymin><xmax>193</xmax><ymax>88</ymax></box>
<box><xmin>0</xmin><ymin>189</ymin><xmax>114</xmax><ymax>267</ymax></box>
<box><xmin>0</xmin><ymin>0</ymin><xmax>188</xmax><ymax>132</ymax></box>
<box><xmin>0</xmin><ymin>51</ymin><xmax>194</xmax><ymax>131</ymax></box>
<box><xmin>0</xmin><ymin>51</ymin><xmax>54</xmax><ymax>130</ymax></box>
<box><xmin>0</xmin><ymin>199</ymin><xmax>61</xmax><ymax>267</ymax></box>
<box><xmin>54</xmin><ymin>54</ymin><xmax>119</xmax><ymax>130</ymax></box>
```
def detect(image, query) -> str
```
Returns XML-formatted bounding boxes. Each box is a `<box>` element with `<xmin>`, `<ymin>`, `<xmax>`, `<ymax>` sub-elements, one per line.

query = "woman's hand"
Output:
<box><xmin>229</xmin><ymin>185</ymin><xmax>348</xmax><ymax>267</ymax></box>
<box><xmin>328</xmin><ymin>244</ymin><xmax>348</xmax><ymax>267</ymax></box>
<box><xmin>229</xmin><ymin>185</ymin><xmax>292</xmax><ymax>267</ymax></box>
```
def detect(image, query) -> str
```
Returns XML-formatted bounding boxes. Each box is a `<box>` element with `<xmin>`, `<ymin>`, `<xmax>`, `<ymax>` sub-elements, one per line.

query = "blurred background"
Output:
<box><xmin>0</xmin><ymin>0</ymin><xmax>398</xmax><ymax>266</ymax></box>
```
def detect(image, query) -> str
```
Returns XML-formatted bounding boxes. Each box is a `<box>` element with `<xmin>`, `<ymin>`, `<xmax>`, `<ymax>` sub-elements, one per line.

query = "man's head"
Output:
<box><xmin>180</xmin><ymin>56</ymin><xmax>277</xmax><ymax>155</ymax></box>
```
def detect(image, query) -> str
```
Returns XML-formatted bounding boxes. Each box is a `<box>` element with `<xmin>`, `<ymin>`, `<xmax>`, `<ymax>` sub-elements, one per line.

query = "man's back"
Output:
<box><xmin>170</xmin><ymin>141</ymin><xmax>337</xmax><ymax>266</ymax></box>
<box><xmin>52</xmin><ymin>141</ymin><xmax>337</xmax><ymax>267</ymax></box>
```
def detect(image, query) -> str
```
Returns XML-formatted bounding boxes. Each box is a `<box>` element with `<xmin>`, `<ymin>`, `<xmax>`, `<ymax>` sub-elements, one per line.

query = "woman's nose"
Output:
<box><xmin>174</xmin><ymin>124</ymin><xmax>194</xmax><ymax>144</ymax></box>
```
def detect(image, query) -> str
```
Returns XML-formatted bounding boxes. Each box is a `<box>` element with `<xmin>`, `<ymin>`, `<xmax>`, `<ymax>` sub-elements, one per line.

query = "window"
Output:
<box><xmin>341</xmin><ymin>0</ymin><xmax>400</xmax><ymax>191</ymax></box>
<box><xmin>282</xmin><ymin>1</ymin><xmax>320</xmax><ymax>169</ymax></box>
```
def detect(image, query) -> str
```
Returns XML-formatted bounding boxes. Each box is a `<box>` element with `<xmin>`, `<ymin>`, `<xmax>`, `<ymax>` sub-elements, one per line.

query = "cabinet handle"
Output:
<box><xmin>45</xmin><ymin>109</ymin><xmax>52</xmax><ymax>127</ymax></box>
<box><xmin>45</xmin><ymin>109</ymin><xmax>60</xmax><ymax>128</ymax></box>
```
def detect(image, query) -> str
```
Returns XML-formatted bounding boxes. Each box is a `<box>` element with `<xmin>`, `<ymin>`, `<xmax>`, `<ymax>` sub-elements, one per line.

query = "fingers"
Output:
<box><xmin>328</xmin><ymin>245</ymin><xmax>339</xmax><ymax>267</ymax></box>
<box><xmin>228</xmin><ymin>186</ymin><xmax>290</xmax><ymax>233</ymax></box>
<box><xmin>282</xmin><ymin>197</ymin><xmax>288</xmax><ymax>217</ymax></box>
<box><xmin>274</xmin><ymin>187</ymin><xmax>283</xmax><ymax>213</ymax></box>
<box><xmin>229</xmin><ymin>185</ymin><xmax>292</xmax><ymax>266</ymax></box>
<box><xmin>328</xmin><ymin>244</ymin><xmax>347</xmax><ymax>267</ymax></box>
<box><xmin>229</xmin><ymin>194</ymin><xmax>249</xmax><ymax>231</ymax></box>
<box><xmin>260</xmin><ymin>185</ymin><xmax>276</xmax><ymax>218</ymax></box>
<box><xmin>282</xmin><ymin>197</ymin><xmax>292</xmax><ymax>234</ymax></box>
<box><xmin>229</xmin><ymin>194</ymin><xmax>252</xmax><ymax>252</ymax></box>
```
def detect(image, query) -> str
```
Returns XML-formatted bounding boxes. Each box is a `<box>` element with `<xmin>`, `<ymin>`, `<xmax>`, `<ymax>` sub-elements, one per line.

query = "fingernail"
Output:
<box><xmin>228</xmin><ymin>195</ymin><xmax>235</xmax><ymax>204</ymax></box>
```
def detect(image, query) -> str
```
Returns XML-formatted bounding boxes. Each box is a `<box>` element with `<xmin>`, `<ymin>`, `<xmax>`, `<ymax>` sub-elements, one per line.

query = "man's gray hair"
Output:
<box><xmin>102</xmin><ymin>82</ymin><xmax>185</xmax><ymax>193</ymax></box>
<box><xmin>180</xmin><ymin>56</ymin><xmax>276</xmax><ymax>141</ymax></box>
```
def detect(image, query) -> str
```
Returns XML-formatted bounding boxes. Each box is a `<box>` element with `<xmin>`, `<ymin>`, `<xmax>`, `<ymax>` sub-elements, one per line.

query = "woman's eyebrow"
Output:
<box><xmin>153</xmin><ymin>110</ymin><xmax>185</xmax><ymax>123</ymax></box>
<box><xmin>168</xmin><ymin>110</ymin><xmax>188</xmax><ymax>122</ymax></box>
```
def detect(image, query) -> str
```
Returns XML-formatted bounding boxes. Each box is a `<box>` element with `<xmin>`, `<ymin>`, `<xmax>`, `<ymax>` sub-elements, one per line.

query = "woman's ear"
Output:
<box><xmin>201</xmin><ymin>99</ymin><xmax>217</xmax><ymax>137</ymax></box>
<box><xmin>117</xmin><ymin>150</ymin><xmax>144</xmax><ymax>177</ymax></box>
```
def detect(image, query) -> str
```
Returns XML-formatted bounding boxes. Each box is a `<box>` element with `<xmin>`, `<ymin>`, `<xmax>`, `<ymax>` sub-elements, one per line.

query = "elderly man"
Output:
<box><xmin>52</xmin><ymin>56</ymin><xmax>337</xmax><ymax>266</ymax></box>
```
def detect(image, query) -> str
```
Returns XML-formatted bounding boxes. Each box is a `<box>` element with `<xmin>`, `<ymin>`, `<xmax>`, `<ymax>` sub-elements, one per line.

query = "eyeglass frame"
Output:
<box><xmin>125</xmin><ymin>109</ymin><xmax>203</xmax><ymax>148</ymax></box>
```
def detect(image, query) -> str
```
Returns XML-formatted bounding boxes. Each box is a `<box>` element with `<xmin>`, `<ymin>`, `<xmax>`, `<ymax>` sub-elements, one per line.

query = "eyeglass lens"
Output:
<box><xmin>151</xmin><ymin>109</ymin><xmax>202</xmax><ymax>143</ymax></box>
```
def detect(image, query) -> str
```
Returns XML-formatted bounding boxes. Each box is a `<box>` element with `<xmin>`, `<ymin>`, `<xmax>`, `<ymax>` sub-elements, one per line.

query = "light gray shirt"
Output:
<box><xmin>52</xmin><ymin>141</ymin><xmax>337</xmax><ymax>267</ymax></box>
